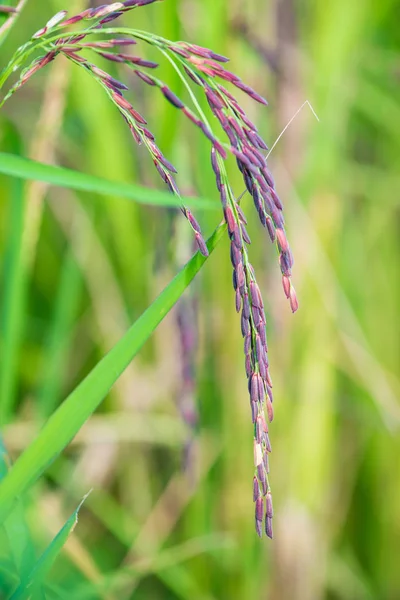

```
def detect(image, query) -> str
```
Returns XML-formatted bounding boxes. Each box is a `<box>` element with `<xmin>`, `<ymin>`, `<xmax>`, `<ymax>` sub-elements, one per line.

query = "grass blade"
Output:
<box><xmin>0</xmin><ymin>153</ymin><xmax>218</xmax><ymax>210</ymax></box>
<box><xmin>9</xmin><ymin>494</ymin><xmax>89</xmax><ymax>600</ymax></box>
<box><xmin>0</xmin><ymin>135</ymin><xmax>27</xmax><ymax>424</ymax></box>
<box><xmin>0</xmin><ymin>435</ymin><xmax>36</xmax><ymax>585</ymax></box>
<box><xmin>0</xmin><ymin>177</ymin><xmax>25</xmax><ymax>423</ymax></box>
<box><xmin>0</xmin><ymin>223</ymin><xmax>226</xmax><ymax>524</ymax></box>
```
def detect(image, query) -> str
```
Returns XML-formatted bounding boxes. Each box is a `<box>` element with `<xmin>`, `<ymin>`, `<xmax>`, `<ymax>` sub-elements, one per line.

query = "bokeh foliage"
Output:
<box><xmin>0</xmin><ymin>0</ymin><xmax>399</xmax><ymax>598</ymax></box>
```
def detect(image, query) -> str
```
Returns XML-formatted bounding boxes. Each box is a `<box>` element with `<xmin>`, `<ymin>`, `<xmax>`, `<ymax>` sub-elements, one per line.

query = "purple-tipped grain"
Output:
<box><xmin>134</xmin><ymin>70</ymin><xmax>156</xmax><ymax>86</ymax></box>
<box><xmin>99</xmin><ymin>12</ymin><xmax>124</xmax><ymax>24</ymax></box>
<box><xmin>224</xmin><ymin>206</ymin><xmax>236</xmax><ymax>234</ymax></box>
<box><xmin>235</xmin><ymin>203</ymin><xmax>247</xmax><ymax>225</ymax></box>
<box><xmin>186</xmin><ymin>210</ymin><xmax>201</xmax><ymax>233</ymax></box>
<box><xmin>255</xmin><ymin>518</ymin><xmax>263</xmax><ymax>538</ymax></box>
<box><xmin>232</xmin><ymin>270</ymin><xmax>238</xmax><ymax>291</ymax></box>
<box><xmin>266</xmin><ymin>492</ymin><xmax>273</xmax><ymax>518</ymax></box>
<box><xmin>154</xmin><ymin>160</ymin><xmax>168</xmax><ymax>184</ymax></box>
<box><xmin>98</xmin><ymin>52</ymin><xmax>125</xmax><ymax>63</ymax></box>
<box><xmin>20</xmin><ymin>52</ymin><xmax>57</xmax><ymax>83</ymax></box>
<box><xmin>233</xmin><ymin>80</ymin><xmax>268</xmax><ymax>105</ymax></box>
<box><xmin>250</xmin><ymin>374</ymin><xmax>259</xmax><ymax>403</ymax></box>
<box><xmin>245</xmin><ymin>356</ymin><xmax>252</xmax><ymax>379</ymax></box>
<box><xmin>211</xmin><ymin>147</ymin><xmax>220</xmax><ymax>176</ymax></box>
<box><xmin>249</xmin><ymin>281</ymin><xmax>262</xmax><ymax>308</ymax></box>
<box><xmin>220</xmin><ymin>184</ymin><xmax>227</xmax><ymax>207</ymax></box>
<box><xmin>89</xmin><ymin>5</ymin><xmax>123</xmax><ymax>18</ymax></box>
<box><xmin>230</xmin><ymin>244</ymin><xmax>242</xmax><ymax>268</ymax></box>
<box><xmin>130</xmin><ymin>125</ymin><xmax>142</xmax><ymax>145</ymax></box>
<box><xmin>241</xmin><ymin>313</ymin><xmax>250</xmax><ymax>337</ymax></box>
<box><xmin>165</xmin><ymin>173</ymin><xmax>179</xmax><ymax>195</ymax></box>
<box><xmin>32</xmin><ymin>27</ymin><xmax>48</xmax><ymax>39</ymax></box>
<box><xmin>205</xmin><ymin>87</ymin><xmax>225</xmax><ymax>109</ymax></box>
<box><xmin>59</xmin><ymin>14</ymin><xmax>85</xmax><ymax>26</ymax></box>
<box><xmin>236</xmin><ymin>262</ymin><xmax>245</xmax><ymax>289</ymax></box>
<box><xmin>266</xmin><ymin>398</ymin><xmax>274</xmax><ymax>423</ymax></box>
<box><xmin>222</xmin><ymin>123</ymin><xmax>238</xmax><ymax>147</ymax></box>
<box><xmin>242</xmin><ymin>293</ymin><xmax>250</xmax><ymax>319</ymax></box>
<box><xmin>210</xmin><ymin>51</ymin><xmax>230</xmax><ymax>63</ymax></box>
<box><xmin>263</xmin><ymin>453</ymin><xmax>269</xmax><ymax>473</ymax></box>
<box><xmin>276</xmin><ymin>228</ymin><xmax>289</xmax><ymax>253</ymax></box>
<box><xmin>195</xmin><ymin>233</ymin><xmax>209</xmax><ymax>257</ymax></box>
<box><xmin>282</xmin><ymin>275</ymin><xmax>290</xmax><ymax>299</ymax></box>
<box><xmin>270</xmin><ymin>188</ymin><xmax>283</xmax><ymax>211</ymax></box>
<box><xmin>289</xmin><ymin>286</ymin><xmax>299</xmax><ymax>313</ymax></box>
<box><xmin>265</xmin><ymin>516</ymin><xmax>273</xmax><ymax>539</ymax></box>
<box><xmin>108</xmin><ymin>38</ymin><xmax>138</xmax><ymax>46</ymax></box>
<box><xmin>244</xmin><ymin>334</ymin><xmax>251</xmax><ymax>355</ymax></box>
<box><xmin>253</xmin><ymin>477</ymin><xmax>260</xmax><ymax>502</ymax></box>
<box><xmin>255</xmin><ymin>496</ymin><xmax>263</xmax><ymax>523</ymax></box>
<box><xmin>172</xmin><ymin>46</ymin><xmax>191</xmax><ymax>59</ymax></box>
<box><xmin>240</xmin><ymin>223</ymin><xmax>251</xmax><ymax>245</ymax></box>
<box><xmin>157</xmin><ymin>153</ymin><xmax>177</xmax><ymax>173</ymax></box>
<box><xmin>62</xmin><ymin>49</ymin><xmax>87</xmax><ymax>63</ymax></box>
<box><xmin>199</xmin><ymin>122</ymin><xmax>216</xmax><ymax>144</ymax></box>
<box><xmin>232</xmin><ymin>227</ymin><xmax>243</xmax><ymax>250</ymax></box>
<box><xmin>182</xmin><ymin>107</ymin><xmax>202</xmax><ymax>127</ymax></box>
<box><xmin>183</xmin><ymin>65</ymin><xmax>204</xmax><ymax>85</ymax></box>
<box><xmin>265</xmin><ymin>217</ymin><xmax>276</xmax><ymax>242</ymax></box>
<box><xmin>141</xmin><ymin>127</ymin><xmax>155</xmax><ymax>141</ymax></box>
<box><xmin>161</xmin><ymin>86</ymin><xmax>184</xmax><ymax>109</ymax></box>
<box><xmin>227</xmin><ymin>116</ymin><xmax>244</xmax><ymax>140</ymax></box>
<box><xmin>213</xmin><ymin>141</ymin><xmax>227</xmax><ymax>159</ymax></box>
<box><xmin>121</xmin><ymin>56</ymin><xmax>158</xmax><ymax>68</ymax></box>
<box><xmin>251</xmin><ymin>399</ymin><xmax>258</xmax><ymax>422</ymax></box>
<box><xmin>235</xmin><ymin>289</ymin><xmax>242</xmax><ymax>313</ymax></box>
<box><xmin>112</xmin><ymin>92</ymin><xmax>132</xmax><ymax>111</ymax></box>
<box><xmin>257</xmin><ymin>463</ymin><xmax>266</xmax><ymax>488</ymax></box>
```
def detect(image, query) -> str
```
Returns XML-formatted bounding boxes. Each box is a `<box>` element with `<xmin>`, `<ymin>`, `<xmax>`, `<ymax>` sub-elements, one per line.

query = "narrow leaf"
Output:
<box><xmin>0</xmin><ymin>175</ymin><xmax>26</xmax><ymax>423</ymax></box>
<box><xmin>10</xmin><ymin>494</ymin><xmax>89</xmax><ymax>599</ymax></box>
<box><xmin>0</xmin><ymin>153</ymin><xmax>218</xmax><ymax>210</ymax></box>
<box><xmin>0</xmin><ymin>128</ymin><xmax>28</xmax><ymax>425</ymax></box>
<box><xmin>0</xmin><ymin>223</ymin><xmax>226</xmax><ymax>523</ymax></box>
<box><xmin>0</xmin><ymin>435</ymin><xmax>36</xmax><ymax>582</ymax></box>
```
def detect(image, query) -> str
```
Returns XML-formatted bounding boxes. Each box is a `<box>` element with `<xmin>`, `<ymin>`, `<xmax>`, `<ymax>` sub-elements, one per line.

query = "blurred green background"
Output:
<box><xmin>0</xmin><ymin>0</ymin><xmax>399</xmax><ymax>598</ymax></box>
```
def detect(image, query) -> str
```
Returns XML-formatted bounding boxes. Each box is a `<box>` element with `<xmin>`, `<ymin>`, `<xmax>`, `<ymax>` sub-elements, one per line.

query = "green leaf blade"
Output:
<box><xmin>0</xmin><ymin>435</ymin><xmax>36</xmax><ymax>591</ymax></box>
<box><xmin>0</xmin><ymin>153</ymin><xmax>218</xmax><ymax>210</ymax></box>
<box><xmin>0</xmin><ymin>223</ymin><xmax>225</xmax><ymax>524</ymax></box>
<box><xmin>9</xmin><ymin>494</ymin><xmax>89</xmax><ymax>600</ymax></box>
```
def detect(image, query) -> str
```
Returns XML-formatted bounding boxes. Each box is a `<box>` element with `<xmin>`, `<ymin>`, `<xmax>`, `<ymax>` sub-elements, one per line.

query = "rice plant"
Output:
<box><xmin>0</xmin><ymin>0</ymin><xmax>398</xmax><ymax>598</ymax></box>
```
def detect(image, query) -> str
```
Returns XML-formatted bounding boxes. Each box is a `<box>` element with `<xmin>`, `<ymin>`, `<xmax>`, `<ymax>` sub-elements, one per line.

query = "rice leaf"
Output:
<box><xmin>0</xmin><ymin>152</ymin><xmax>218</xmax><ymax>210</ymax></box>
<box><xmin>0</xmin><ymin>131</ymin><xmax>27</xmax><ymax>424</ymax></box>
<box><xmin>0</xmin><ymin>222</ymin><xmax>225</xmax><ymax>524</ymax></box>
<box><xmin>0</xmin><ymin>435</ymin><xmax>36</xmax><ymax>582</ymax></box>
<box><xmin>9</xmin><ymin>494</ymin><xmax>89</xmax><ymax>599</ymax></box>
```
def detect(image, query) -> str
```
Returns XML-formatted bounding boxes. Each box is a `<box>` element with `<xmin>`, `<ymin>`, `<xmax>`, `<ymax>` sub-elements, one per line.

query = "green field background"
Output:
<box><xmin>0</xmin><ymin>0</ymin><xmax>399</xmax><ymax>598</ymax></box>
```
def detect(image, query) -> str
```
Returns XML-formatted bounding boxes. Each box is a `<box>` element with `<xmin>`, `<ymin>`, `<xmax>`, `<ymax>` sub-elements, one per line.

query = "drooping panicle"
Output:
<box><xmin>165</xmin><ymin>50</ymin><xmax>294</xmax><ymax>300</ymax></box>
<box><xmin>1</xmin><ymin>0</ymin><xmax>298</xmax><ymax>540</ymax></box>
